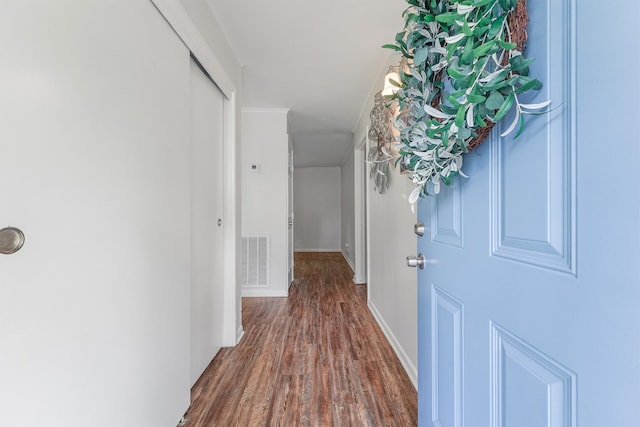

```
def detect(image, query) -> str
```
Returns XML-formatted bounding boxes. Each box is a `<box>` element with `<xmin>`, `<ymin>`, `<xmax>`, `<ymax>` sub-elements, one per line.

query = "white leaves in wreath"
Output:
<box><xmin>430</xmin><ymin>46</ymin><xmax>448</xmax><ymax>55</ymax></box>
<box><xmin>521</xmin><ymin>100</ymin><xmax>553</xmax><ymax>110</ymax></box>
<box><xmin>431</xmin><ymin>60</ymin><xmax>448</xmax><ymax>72</ymax></box>
<box><xmin>466</xmin><ymin>104</ymin><xmax>475</xmax><ymax>128</ymax></box>
<box><xmin>500</xmin><ymin>99</ymin><xmax>553</xmax><ymax>137</ymax></box>
<box><xmin>444</xmin><ymin>32</ymin><xmax>465</xmax><ymax>44</ymax></box>
<box><xmin>409</xmin><ymin>67</ymin><xmax>425</xmax><ymax>82</ymax></box>
<box><xmin>501</xmin><ymin>108</ymin><xmax>521</xmax><ymax>137</ymax></box>
<box><xmin>456</xmin><ymin>3</ymin><xmax>476</xmax><ymax>15</ymax></box>
<box><xmin>479</xmin><ymin>68</ymin><xmax>507</xmax><ymax>84</ymax></box>
<box><xmin>408</xmin><ymin>185</ymin><xmax>423</xmax><ymax>205</ymax></box>
<box><xmin>424</xmin><ymin>104</ymin><xmax>454</xmax><ymax>120</ymax></box>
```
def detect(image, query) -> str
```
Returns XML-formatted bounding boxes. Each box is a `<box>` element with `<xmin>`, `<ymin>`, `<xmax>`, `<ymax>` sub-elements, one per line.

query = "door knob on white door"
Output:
<box><xmin>406</xmin><ymin>253</ymin><xmax>425</xmax><ymax>269</ymax></box>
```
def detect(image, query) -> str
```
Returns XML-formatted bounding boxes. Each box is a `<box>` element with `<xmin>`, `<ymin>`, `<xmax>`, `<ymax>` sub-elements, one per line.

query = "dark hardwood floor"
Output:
<box><xmin>182</xmin><ymin>252</ymin><xmax>417</xmax><ymax>426</ymax></box>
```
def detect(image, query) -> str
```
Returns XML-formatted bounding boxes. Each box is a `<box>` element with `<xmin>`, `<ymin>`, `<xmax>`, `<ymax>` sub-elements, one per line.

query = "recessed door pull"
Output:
<box><xmin>0</xmin><ymin>226</ymin><xmax>25</xmax><ymax>254</ymax></box>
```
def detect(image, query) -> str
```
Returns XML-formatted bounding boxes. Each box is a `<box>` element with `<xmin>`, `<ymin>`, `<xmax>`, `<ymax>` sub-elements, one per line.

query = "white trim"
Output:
<box><xmin>341</xmin><ymin>251</ymin><xmax>355</xmax><ymax>273</ymax></box>
<box><xmin>355</xmin><ymin>129</ymin><xmax>368</xmax><ymax>150</ymax></box>
<box><xmin>340</xmin><ymin>139</ymin><xmax>356</xmax><ymax>167</ymax></box>
<box><xmin>222</xmin><ymin>92</ymin><xmax>240</xmax><ymax>346</ymax></box>
<box><xmin>283</xmin><ymin>139</ymin><xmax>291</xmax><ymax>298</ymax></box>
<box><xmin>242</xmin><ymin>289</ymin><xmax>289</xmax><ymax>297</ymax></box>
<box><xmin>354</xmin><ymin>142</ymin><xmax>367</xmax><ymax>285</ymax></box>
<box><xmin>368</xmin><ymin>301</ymin><xmax>418</xmax><ymax>390</ymax></box>
<box><xmin>151</xmin><ymin>0</ymin><xmax>240</xmax><ymax>346</ymax></box>
<box><xmin>236</xmin><ymin>326</ymin><xmax>245</xmax><ymax>344</ymax></box>
<box><xmin>151</xmin><ymin>0</ymin><xmax>235</xmax><ymax>98</ymax></box>
<box><xmin>242</xmin><ymin>107</ymin><xmax>290</xmax><ymax>114</ymax></box>
<box><xmin>364</xmin><ymin>132</ymin><xmax>373</xmax><ymax>303</ymax></box>
<box><xmin>287</xmin><ymin>145</ymin><xmax>295</xmax><ymax>286</ymax></box>
<box><xmin>294</xmin><ymin>248</ymin><xmax>341</xmax><ymax>252</ymax></box>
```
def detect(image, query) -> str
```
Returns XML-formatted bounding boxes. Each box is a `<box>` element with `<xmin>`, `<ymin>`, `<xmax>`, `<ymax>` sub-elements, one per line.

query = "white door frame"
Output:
<box><xmin>288</xmin><ymin>146</ymin><xmax>295</xmax><ymax>285</ymax></box>
<box><xmin>353</xmin><ymin>135</ymin><xmax>368</xmax><ymax>285</ymax></box>
<box><xmin>151</xmin><ymin>0</ymin><xmax>242</xmax><ymax>345</ymax></box>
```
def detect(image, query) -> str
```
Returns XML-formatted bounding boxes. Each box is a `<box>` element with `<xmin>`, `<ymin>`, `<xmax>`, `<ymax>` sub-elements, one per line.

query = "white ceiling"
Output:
<box><xmin>205</xmin><ymin>0</ymin><xmax>406</xmax><ymax>167</ymax></box>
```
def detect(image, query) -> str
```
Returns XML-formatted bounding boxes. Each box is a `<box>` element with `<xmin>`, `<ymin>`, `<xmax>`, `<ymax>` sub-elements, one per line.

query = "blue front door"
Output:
<box><xmin>416</xmin><ymin>1</ymin><xmax>640</xmax><ymax>426</ymax></box>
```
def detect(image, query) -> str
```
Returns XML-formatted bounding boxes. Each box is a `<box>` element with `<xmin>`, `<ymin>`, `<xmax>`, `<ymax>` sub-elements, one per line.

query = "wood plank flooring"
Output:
<box><xmin>181</xmin><ymin>252</ymin><xmax>417</xmax><ymax>426</ymax></box>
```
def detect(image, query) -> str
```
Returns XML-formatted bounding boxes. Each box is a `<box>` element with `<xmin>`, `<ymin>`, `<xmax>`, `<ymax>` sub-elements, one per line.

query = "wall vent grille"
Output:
<box><xmin>241</xmin><ymin>235</ymin><xmax>269</xmax><ymax>287</ymax></box>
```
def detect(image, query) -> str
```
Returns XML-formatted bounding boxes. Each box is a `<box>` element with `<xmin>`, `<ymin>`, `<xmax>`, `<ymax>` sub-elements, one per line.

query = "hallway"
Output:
<box><xmin>182</xmin><ymin>252</ymin><xmax>417</xmax><ymax>426</ymax></box>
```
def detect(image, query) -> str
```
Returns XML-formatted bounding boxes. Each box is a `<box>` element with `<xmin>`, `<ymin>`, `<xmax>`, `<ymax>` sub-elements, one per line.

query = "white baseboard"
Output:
<box><xmin>241</xmin><ymin>288</ymin><xmax>288</xmax><ymax>297</ymax></box>
<box><xmin>352</xmin><ymin>274</ymin><xmax>366</xmax><ymax>285</ymax></box>
<box><xmin>341</xmin><ymin>251</ymin><xmax>355</xmax><ymax>273</ymax></box>
<box><xmin>236</xmin><ymin>326</ymin><xmax>244</xmax><ymax>344</ymax></box>
<box><xmin>368</xmin><ymin>301</ymin><xmax>418</xmax><ymax>390</ymax></box>
<box><xmin>294</xmin><ymin>248</ymin><xmax>340</xmax><ymax>252</ymax></box>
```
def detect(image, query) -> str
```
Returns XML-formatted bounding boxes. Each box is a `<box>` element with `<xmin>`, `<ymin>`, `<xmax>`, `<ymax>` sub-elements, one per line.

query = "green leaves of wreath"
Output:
<box><xmin>384</xmin><ymin>0</ymin><xmax>551</xmax><ymax>200</ymax></box>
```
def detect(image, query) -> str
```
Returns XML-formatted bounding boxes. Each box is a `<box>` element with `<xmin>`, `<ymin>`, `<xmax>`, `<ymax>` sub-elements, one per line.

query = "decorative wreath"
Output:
<box><xmin>384</xmin><ymin>0</ymin><xmax>551</xmax><ymax>200</ymax></box>
<box><xmin>367</xmin><ymin>91</ymin><xmax>395</xmax><ymax>194</ymax></box>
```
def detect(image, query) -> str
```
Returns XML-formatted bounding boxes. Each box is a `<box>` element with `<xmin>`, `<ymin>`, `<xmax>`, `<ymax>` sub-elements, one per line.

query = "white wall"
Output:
<box><xmin>341</xmin><ymin>150</ymin><xmax>356</xmax><ymax>270</ymax></box>
<box><xmin>294</xmin><ymin>167</ymin><xmax>342</xmax><ymax>252</ymax></box>
<box><xmin>0</xmin><ymin>2</ymin><xmax>193</xmax><ymax>425</ymax></box>
<box><xmin>354</xmin><ymin>68</ymin><xmax>419</xmax><ymax>387</ymax></box>
<box><xmin>241</xmin><ymin>108</ymin><xmax>290</xmax><ymax>297</ymax></box>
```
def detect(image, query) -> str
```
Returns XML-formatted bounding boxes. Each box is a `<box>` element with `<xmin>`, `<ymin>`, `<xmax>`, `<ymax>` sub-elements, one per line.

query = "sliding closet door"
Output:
<box><xmin>0</xmin><ymin>2</ymin><xmax>192</xmax><ymax>425</ymax></box>
<box><xmin>190</xmin><ymin>57</ymin><xmax>225</xmax><ymax>385</ymax></box>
